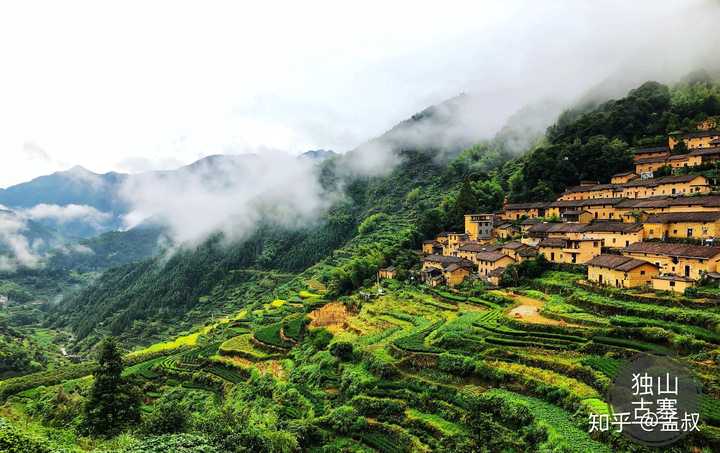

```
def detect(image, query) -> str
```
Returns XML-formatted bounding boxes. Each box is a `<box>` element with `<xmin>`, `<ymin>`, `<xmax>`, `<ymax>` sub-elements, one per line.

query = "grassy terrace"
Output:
<box><xmin>2</xmin><ymin>276</ymin><xmax>719</xmax><ymax>452</ymax></box>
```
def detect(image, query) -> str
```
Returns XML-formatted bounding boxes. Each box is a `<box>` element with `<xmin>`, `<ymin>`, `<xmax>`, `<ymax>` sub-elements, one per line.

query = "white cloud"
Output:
<box><xmin>0</xmin><ymin>1</ymin><xmax>718</xmax><ymax>188</ymax></box>
<box><xmin>0</xmin><ymin>211</ymin><xmax>43</xmax><ymax>270</ymax></box>
<box><xmin>120</xmin><ymin>153</ymin><xmax>335</xmax><ymax>245</ymax></box>
<box><xmin>21</xmin><ymin>203</ymin><xmax>112</xmax><ymax>225</ymax></box>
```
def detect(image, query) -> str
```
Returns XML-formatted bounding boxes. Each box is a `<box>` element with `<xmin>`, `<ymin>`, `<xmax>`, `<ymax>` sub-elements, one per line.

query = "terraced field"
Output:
<box><xmin>3</xmin><ymin>279</ymin><xmax>720</xmax><ymax>451</ymax></box>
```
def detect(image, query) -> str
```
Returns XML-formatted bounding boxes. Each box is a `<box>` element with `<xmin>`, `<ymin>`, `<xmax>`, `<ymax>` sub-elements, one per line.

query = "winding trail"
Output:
<box><xmin>497</xmin><ymin>291</ymin><xmax>583</xmax><ymax>328</ymax></box>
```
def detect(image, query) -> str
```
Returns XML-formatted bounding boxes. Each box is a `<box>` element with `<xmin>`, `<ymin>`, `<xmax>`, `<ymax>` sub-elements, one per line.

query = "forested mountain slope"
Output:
<box><xmin>506</xmin><ymin>75</ymin><xmax>720</xmax><ymax>201</ymax></box>
<box><xmin>49</xmin><ymin>77</ymin><xmax>720</xmax><ymax>353</ymax></box>
<box><xmin>4</xmin><ymin>76</ymin><xmax>720</xmax><ymax>453</ymax></box>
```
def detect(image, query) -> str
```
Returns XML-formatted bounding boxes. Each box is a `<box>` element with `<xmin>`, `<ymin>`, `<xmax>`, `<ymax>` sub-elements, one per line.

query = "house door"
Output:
<box><xmin>687</xmin><ymin>228</ymin><xmax>693</xmax><ymax>237</ymax></box>
<box><xmin>684</xmin><ymin>265</ymin><xmax>690</xmax><ymax>278</ymax></box>
<box><xmin>598</xmin><ymin>274</ymin><xmax>603</xmax><ymax>284</ymax></box>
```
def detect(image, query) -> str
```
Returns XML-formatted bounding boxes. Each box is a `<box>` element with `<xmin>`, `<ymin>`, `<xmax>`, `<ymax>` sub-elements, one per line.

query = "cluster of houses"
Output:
<box><xmin>418</xmin><ymin>123</ymin><xmax>720</xmax><ymax>294</ymax></box>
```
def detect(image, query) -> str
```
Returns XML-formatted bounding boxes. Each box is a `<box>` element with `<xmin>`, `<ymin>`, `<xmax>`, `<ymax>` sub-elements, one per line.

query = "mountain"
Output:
<box><xmin>299</xmin><ymin>149</ymin><xmax>337</xmax><ymax>161</ymax></box>
<box><xmin>0</xmin><ymin>208</ymin><xmax>62</xmax><ymax>258</ymax></box>
<box><xmin>45</xmin><ymin>222</ymin><xmax>169</xmax><ymax>273</ymax></box>
<box><xmin>48</xmin><ymin>96</ymin><xmax>489</xmax><ymax>349</ymax></box>
<box><xmin>0</xmin><ymin>166</ymin><xmax>128</xmax><ymax>214</ymax></box>
<box><xmin>5</xmin><ymin>78</ymin><xmax>720</xmax><ymax>453</ymax></box>
<box><xmin>49</xmin><ymin>78</ymin><xmax>720</xmax><ymax>351</ymax></box>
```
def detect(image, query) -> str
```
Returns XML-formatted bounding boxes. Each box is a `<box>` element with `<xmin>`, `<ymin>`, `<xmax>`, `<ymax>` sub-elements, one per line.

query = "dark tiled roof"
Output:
<box><xmin>445</xmin><ymin>263</ymin><xmax>470</xmax><ymax>272</ymax></box>
<box><xmin>538</xmin><ymin>238</ymin><xmax>567</xmax><ymax>248</ymax></box>
<box><xmin>635</xmin><ymin>156</ymin><xmax>668</xmax><ymax>164</ymax></box>
<box><xmin>517</xmin><ymin>247</ymin><xmax>538</xmax><ymax>257</ymax></box>
<box><xmin>622</xmin><ymin>174</ymin><xmax>704</xmax><ymax>188</ymax></box>
<box><xmin>670</xmin><ymin>195</ymin><xmax>720</xmax><ymax>208</ymax></box>
<box><xmin>587</xmin><ymin>254</ymin><xmax>656</xmax><ymax>271</ymax></box>
<box><xmin>504</xmin><ymin>202</ymin><xmax>550</xmax><ymax>210</ymax></box>
<box><xmin>623</xmin><ymin>242</ymin><xmax>720</xmax><ymax>259</ymax></box>
<box><xmin>563</xmin><ymin>183</ymin><xmax>616</xmax><ymax>194</ymax></box>
<box><xmin>457</xmin><ymin>243</ymin><xmax>502</xmax><ymax>253</ymax></box>
<box><xmin>564</xmin><ymin>175</ymin><xmax>707</xmax><ymax>195</ymax></box>
<box><xmin>682</xmin><ymin>130</ymin><xmax>720</xmax><ymax>139</ymax></box>
<box><xmin>645</xmin><ymin>211</ymin><xmax>720</xmax><ymax>224</ymax></box>
<box><xmin>475</xmin><ymin>252</ymin><xmax>513</xmax><ymax>263</ymax></box>
<box><xmin>548</xmin><ymin>200</ymin><xmax>583</xmax><ymax>208</ymax></box>
<box><xmin>688</xmin><ymin>146</ymin><xmax>720</xmax><ymax>156</ymax></box>
<box><xmin>616</xmin><ymin>195</ymin><xmax>720</xmax><ymax>210</ymax></box>
<box><xmin>520</xmin><ymin>218</ymin><xmax>542</xmax><ymax>225</ymax></box>
<box><xmin>487</xmin><ymin>267</ymin><xmax>506</xmax><ymax>277</ymax></box>
<box><xmin>612</xmin><ymin>171</ymin><xmax>637</xmax><ymax>177</ymax></box>
<box><xmin>501</xmin><ymin>241</ymin><xmax>527</xmax><ymax>250</ymax></box>
<box><xmin>615</xmin><ymin>197</ymin><xmax>672</xmax><ymax>209</ymax></box>
<box><xmin>633</xmin><ymin>146</ymin><xmax>669</xmax><ymax>154</ymax></box>
<box><xmin>423</xmin><ymin>254</ymin><xmax>464</xmax><ymax>264</ymax></box>
<box><xmin>577</xmin><ymin>198</ymin><xmax>625</xmax><ymax>207</ymax></box>
<box><xmin>529</xmin><ymin>223</ymin><xmax>586</xmax><ymax>234</ymax></box>
<box><xmin>582</xmin><ymin>222</ymin><xmax>643</xmax><ymax>233</ymax></box>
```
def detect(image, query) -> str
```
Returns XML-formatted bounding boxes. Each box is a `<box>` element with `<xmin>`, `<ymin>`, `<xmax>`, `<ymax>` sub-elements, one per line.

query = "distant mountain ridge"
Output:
<box><xmin>0</xmin><ymin>151</ymin><xmax>337</xmax><ymax>242</ymax></box>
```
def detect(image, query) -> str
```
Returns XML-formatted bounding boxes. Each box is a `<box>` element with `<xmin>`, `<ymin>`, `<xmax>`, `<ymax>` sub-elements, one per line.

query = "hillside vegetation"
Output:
<box><xmin>2</xmin><ymin>77</ymin><xmax>720</xmax><ymax>452</ymax></box>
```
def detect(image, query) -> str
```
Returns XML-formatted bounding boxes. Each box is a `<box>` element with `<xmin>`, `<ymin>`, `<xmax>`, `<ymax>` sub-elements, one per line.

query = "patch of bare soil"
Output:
<box><xmin>308</xmin><ymin>302</ymin><xmax>349</xmax><ymax>334</ymax></box>
<box><xmin>503</xmin><ymin>292</ymin><xmax>582</xmax><ymax>327</ymax></box>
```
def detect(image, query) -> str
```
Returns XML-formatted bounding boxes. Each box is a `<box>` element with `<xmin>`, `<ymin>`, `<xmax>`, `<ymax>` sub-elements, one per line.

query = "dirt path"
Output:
<box><xmin>499</xmin><ymin>291</ymin><xmax>582</xmax><ymax>328</ymax></box>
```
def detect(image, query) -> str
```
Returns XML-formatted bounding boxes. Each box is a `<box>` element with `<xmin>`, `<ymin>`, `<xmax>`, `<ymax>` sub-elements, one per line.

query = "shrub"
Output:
<box><xmin>141</xmin><ymin>388</ymin><xmax>189</xmax><ymax>435</ymax></box>
<box><xmin>309</xmin><ymin>328</ymin><xmax>333</xmax><ymax>350</ymax></box>
<box><xmin>358</xmin><ymin>213</ymin><xmax>388</xmax><ymax>235</ymax></box>
<box><xmin>0</xmin><ymin>418</ymin><xmax>53</xmax><ymax>453</ymax></box>
<box><xmin>325</xmin><ymin>405</ymin><xmax>367</xmax><ymax>435</ymax></box>
<box><xmin>350</xmin><ymin>395</ymin><xmax>407</xmax><ymax>417</ymax></box>
<box><xmin>330</xmin><ymin>341</ymin><xmax>355</xmax><ymax>361</ymax></box>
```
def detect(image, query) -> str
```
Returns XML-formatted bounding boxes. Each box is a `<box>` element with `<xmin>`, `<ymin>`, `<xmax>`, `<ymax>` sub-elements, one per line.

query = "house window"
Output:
<box><xmin>670</xmin><ymin>281</ymin><xmax>676</xmax><ymax>287</ymax></box>
<box><xmin>640</xmin><ymin>270</ymin><xmax>645</xmax><ymax>275</ymax></box>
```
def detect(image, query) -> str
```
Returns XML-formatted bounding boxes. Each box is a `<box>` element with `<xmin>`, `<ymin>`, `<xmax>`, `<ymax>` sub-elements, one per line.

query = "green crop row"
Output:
<box><xmin>282</xmin><ymin>314</ymin><xmax>308</xmax><ymax>342</ymax></box>
<box><xmin>591</xmin><ymin>336</ymin><xmax>669</xmax><ymax>354</ymax></box>
<box><xmin>393</xmin><ymin>321</ymin><xmax>445</xmax><ymax>353</ymax></box>
<box><xmin>254</xmin><ymin>322</ymin><xmax>293</xmax><ymax>349</ymax></box>
<box><xmin>609</xmin><ymin>315</ymin><xmax>720</xmax><ymax>343</ymax></box>
<box><xmin>484</xmin><ymin>389</ymin><xmax>611</xmax><ymax>453</ymax></box>
<box><xmin>580</xmin><ymin>356</ymin><xmax>624</xmax><ymax>379</ymax></box>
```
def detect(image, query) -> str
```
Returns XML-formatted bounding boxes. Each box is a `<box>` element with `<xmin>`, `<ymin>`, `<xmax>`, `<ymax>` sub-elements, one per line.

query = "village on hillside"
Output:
<box><xmin>414</xmin><ymin>120</ymin><xmax>720</xmax><ymax>294</ymax></box>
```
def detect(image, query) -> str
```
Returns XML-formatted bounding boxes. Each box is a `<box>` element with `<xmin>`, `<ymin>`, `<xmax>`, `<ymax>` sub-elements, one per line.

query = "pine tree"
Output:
<box><xmin>447</xmin><ymin>178</ymin><xmax>478</xmax><ymax>230</ymax></box>
<box><xmin>82</xmin><ymin>337</ymin><xmax>140</xmax><ymax>437</ymax></box>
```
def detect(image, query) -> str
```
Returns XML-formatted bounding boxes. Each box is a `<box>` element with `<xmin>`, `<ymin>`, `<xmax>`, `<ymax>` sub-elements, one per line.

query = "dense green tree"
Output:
<box><xmin>671</xmin><ymin>139</ymin><xmax>688</xmax><ymax>155</ymax></box>
<box><xmin>446</xmin><ymin>178</ymin><xmax>478</xmax><ymax>230</ymax></box>
<box><xmin>141</xmin><ymin>388</ymin><xmax>188</xmax><ymax>435</ymax></box>
<box><xmin>82</xmin><ymin>337</ymin><xmax>140</xmax><ymax>437</ymax></box>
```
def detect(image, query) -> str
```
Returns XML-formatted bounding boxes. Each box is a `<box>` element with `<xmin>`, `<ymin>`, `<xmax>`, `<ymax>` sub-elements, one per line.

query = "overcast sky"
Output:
<box><xmin>1</xmin><ymin>0</ymin><xmax>718</xmax><ymax>188</ymax></box>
